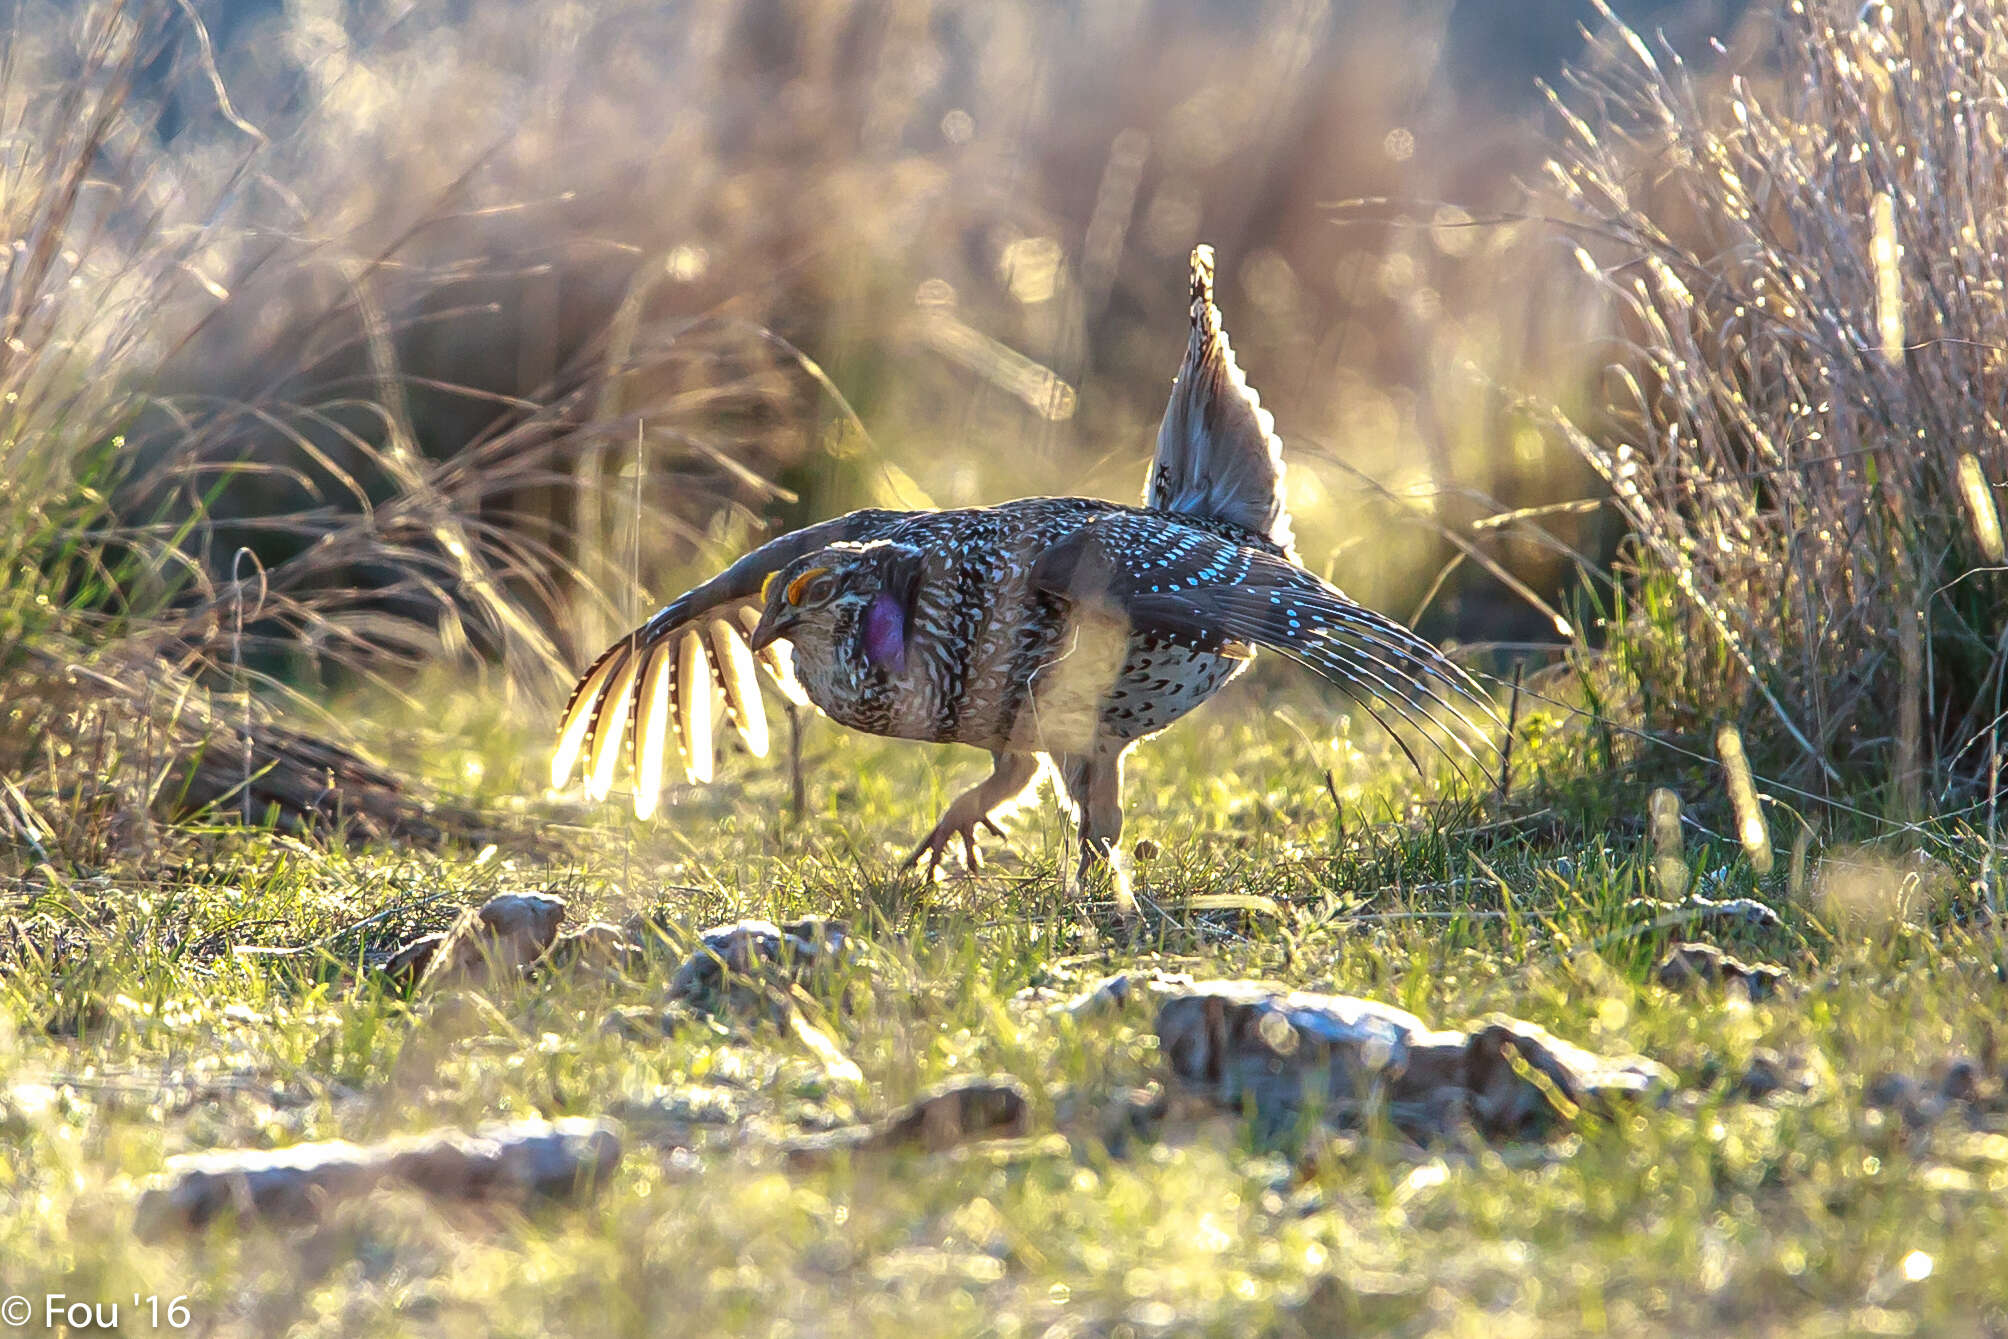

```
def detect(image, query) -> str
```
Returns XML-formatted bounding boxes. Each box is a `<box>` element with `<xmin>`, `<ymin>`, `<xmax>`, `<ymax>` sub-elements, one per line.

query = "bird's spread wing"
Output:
<box><xmin>1030</xmin><ymin>514</ymin><xmax>1499</xmax><ymax>783</ymax></box>
<box><xmin>1145</xmin><ymin>245</ymin><xmax>1294</xmax><ymax>554</ymax></box>
<box><xmin>552</xmin><ymin>509</ymin><xmax>904</xmax><ymax>817</ymax></box>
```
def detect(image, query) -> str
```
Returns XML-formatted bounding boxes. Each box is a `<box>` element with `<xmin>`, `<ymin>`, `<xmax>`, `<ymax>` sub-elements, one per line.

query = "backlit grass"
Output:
<box><xmin>3</xmin><ymin>683</ymin><xmax>2004</xmax><ymax>1338</ymax></box>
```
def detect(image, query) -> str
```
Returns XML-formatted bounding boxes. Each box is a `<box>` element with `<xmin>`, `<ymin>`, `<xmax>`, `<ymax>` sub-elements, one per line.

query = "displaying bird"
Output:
<box><xmin>552</xmin><ymin>245</ymin><xmax>1494</xmax><ymax>906</ymax></box>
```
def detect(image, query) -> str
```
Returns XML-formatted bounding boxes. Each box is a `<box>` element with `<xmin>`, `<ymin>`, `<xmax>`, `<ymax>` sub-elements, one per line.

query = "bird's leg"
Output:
<box><xmin>907</xmin><ymin>750</ymin><xmax>1040</xmax><ymax>877</ymax></box>
<box><xmin>1056</xmin><ymin>744</ymin><xmax>1134</xmax><ymax>915</ymax></box>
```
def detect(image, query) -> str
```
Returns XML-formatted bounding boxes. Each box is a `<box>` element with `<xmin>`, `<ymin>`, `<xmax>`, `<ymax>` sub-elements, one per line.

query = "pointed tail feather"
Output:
<box><xmin>1147</xmin><ymin>584</ymin><xmax>1501</xmax><ymax>787</ymax></box>
<box><xmin>1031</xmin><ymin>514</ymin><xmax>1499</xmax><ymax>789</ymax></box>
<box><xmin>632</xmin><ymin>639</ymin><xmax>677</xmax><ymax>819</ymax></box>
<box><xmin>1146</xmin><ymin>245</ymin><xmax>1294</xmax><ymax>553</ymax></box>
<box><xmin>552</xmin><ymin>637</ymin><xmax>630</xmax><ymax>791</ymax></box>
<box><xmin>586</xmin><ymin>648</ymin><xmax>643</xmax><ymax>801</ymax></box>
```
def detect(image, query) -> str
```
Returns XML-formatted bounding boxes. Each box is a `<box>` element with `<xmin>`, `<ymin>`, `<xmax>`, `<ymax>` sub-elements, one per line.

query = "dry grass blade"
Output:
<box><xmin>1544</xmin><ymin>0</ymin><xmax>2008</xmax><ymax>799</ymax></box>
<box><xmin>1717</xmin><ymin>724</ymin><xmax>1774</xmax><ymax>877</ymax></box>
<box><xmin>1649</xmin><ymin>787</ymin><xmax>1688</xmax><ymax>900</ymax></box>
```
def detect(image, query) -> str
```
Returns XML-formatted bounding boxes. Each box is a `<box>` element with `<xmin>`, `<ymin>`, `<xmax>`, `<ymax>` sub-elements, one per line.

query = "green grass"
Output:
<box><xmin>3</xmin><ymin>676</ymin><xmax>2005</xmax><ymax>1338</ymax></box>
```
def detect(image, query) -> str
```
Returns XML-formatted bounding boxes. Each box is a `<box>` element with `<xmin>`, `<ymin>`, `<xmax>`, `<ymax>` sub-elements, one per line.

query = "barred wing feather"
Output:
<box><xmin>1030</xmin><ymin>515</ymin><xmax>1499</xmax><ymax>784</ymax></box>
<box><xmin>551</xmin><ymin>509</ymin><xmax>901</xmax><ymax>817</ymax></box>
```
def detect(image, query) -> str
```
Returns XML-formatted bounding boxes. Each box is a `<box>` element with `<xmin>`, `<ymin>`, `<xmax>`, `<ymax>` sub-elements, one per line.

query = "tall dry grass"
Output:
<box><xmin>1546</xmin><ymin>0</ymin><xmax>2008</xmax><ymax>810</ymax></box>
<box><xmin>0</xmin><ymin>0</ymin><xmax>815</xmax><ymax>859</ymax></box>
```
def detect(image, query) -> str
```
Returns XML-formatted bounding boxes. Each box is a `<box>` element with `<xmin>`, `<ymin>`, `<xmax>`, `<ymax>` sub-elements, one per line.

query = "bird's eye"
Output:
<box><xmin>784</xmin><ymin>565</ymin><xmax>834</xmax><ymax>607</ymax></box>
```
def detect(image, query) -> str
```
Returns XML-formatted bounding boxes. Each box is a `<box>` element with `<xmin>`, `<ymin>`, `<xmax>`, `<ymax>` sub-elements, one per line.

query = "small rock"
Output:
<box><xmin>1132</xmin><ymin>838</ymin><xmax>1161</xmax><ymax>862</ymax></box>
<box><xmin>1732</xmin><ymin>1049</ymin><xmax>1815</xmax><ymax>1101</ymax></box>
<box><xmin>1052</xmin><ymin>970</ymin><xmax>1195</xmax><ymax>1020</ymax></box>
<box><xmin>1866</xmin><ymin>1071</ymin><xmax>1945</xmax><ymax>1130</ymax></box>
<box><xmin>1453</xmin><ymin>1018</ymin><xmax>1670</xmax><ymax>1138</ymax></box>
<box><xmin>1688</xmin><ymin>895</ymin><xmax>1784</xmax><ymax>930</ymax></box>
<box><xmin>608</xmin><ymin>1085</ymin><xmax>748</xmax><ymax>1141</ymax></box>
<box><xmin>134</xmin><ymin>1117</ymin><xmax>621</xmax><ymax>1237</ymax></box>
<box><xmin>1938</xmin><ymin>1057</ymin><xmax>1982</xmax><ymax>1105</ymax></box>
<box><xmin>602</xmin><ymin>1005</ymin><xmax>674</xmax><ymax>1042</ymax></box>
<box><xmin>1866</xmin><ymin>1071</ymin><xmax>1919</xmax><ymax>1109</ymax></box>
<box><xmin>381</xmin><ymin>892</ymin><xmax>570</xmax><ymax>991</ymax></box>
<box><xmin>544</xmin><ymin>922</ymin><xmax>640</xmax><ymax>972</ymax></box>
<box><xmin>1156</xmin><ymin>981</ymin><xmax>1431</xmax><ymax>1135</ymax></box>
<box><xmin>1092</xmin><ymin>1086</ymin><xmax>1174</xmax><ymax>1157</ymax></box>
<box><xmin>1655</xmin><ymin>942</ymin><xmax>1791</xmax><ymax>1001</ymax></box>
<box><xmin>1626</xmin><ymin>894</ymin><xmax>1783</xmax><ymax>933</ymax></box>
<box><xmin>386</xmin><ymin>1118</ymin><xmax>620</xmax><ymax>1202</ymax></box>
<box><xmin>381</xmin><ymin>932</ymin><xmax>450</xmax><ymax>987</ymax></box>
<box><xmin>783</xmin><ymin>1077</ymin><xmax>1032</xmax><ymax>1168</ymax></box>
<box><xmin>669</xmin><ymin>917</ymin><xmax>850</xmax><ymax>1013</ymax></box>
<box><xmin>0</xmin><ymin>1082</ymin><xmax>62</xmax><ymax>1134</ymax></box>
<box><xmin>1864</xmin><ymin>1056</ymin><xmax>2007</xmax><ymax>1130</ymax></box>
<box><xmin>1153</xmin><ymin>980</ymin><xmax>1669</xmax><ymax>1143</ymax></box>
<box><xmin>42</xmin><ymin>989</ymin><xmax>110</xmax><ymax>1038</ymax></box>
<box><xmin>442</xmin><ymin>892</ymin><xmax>569</xmax><ymax>977</ymax></box>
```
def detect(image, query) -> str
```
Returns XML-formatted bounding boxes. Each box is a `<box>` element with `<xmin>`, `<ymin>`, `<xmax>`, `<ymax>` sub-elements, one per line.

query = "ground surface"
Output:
<box><xmin>3</xmin><ymin>672</ymin><xmax>2006</xmax><ymax>1338</ymax></box>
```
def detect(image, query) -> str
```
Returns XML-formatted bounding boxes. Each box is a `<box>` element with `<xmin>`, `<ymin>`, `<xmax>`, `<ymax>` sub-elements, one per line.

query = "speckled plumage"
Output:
<box><xmin>748</xmin><ymin>499</ymin><xmax>1277</xmax><ymax>753</ymax></box>
<box><xmin>552</xmin><ymin>246</ymin><xmax>1493</xmax><ymax>903</ymax></box>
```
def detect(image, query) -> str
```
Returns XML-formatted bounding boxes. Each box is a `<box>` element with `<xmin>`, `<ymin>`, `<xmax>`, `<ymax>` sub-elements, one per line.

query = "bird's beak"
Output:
<box><xmin>747</xmin><ymin>603</ymin><xmax>795</xmax><ymax>653</ymax></box>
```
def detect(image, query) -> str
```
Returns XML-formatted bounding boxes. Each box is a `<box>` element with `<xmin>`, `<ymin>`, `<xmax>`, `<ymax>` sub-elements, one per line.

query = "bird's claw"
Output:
<box><xmin>906</xmin><ymin>812</ymin><xmax>1007</xmax><ymax>878</ymax></box>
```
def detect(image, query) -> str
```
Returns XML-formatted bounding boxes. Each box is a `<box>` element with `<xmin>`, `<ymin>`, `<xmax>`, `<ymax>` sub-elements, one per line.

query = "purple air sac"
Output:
<box><xmin>862</xmin><ymin>591</ymin><xmax>908</xmax><ymax>673</ymax></box>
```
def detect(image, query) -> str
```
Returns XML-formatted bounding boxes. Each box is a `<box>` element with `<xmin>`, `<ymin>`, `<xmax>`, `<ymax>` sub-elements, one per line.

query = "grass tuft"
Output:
<box><xmin>1543</xmin><ymin>0</ymin><xmax>2008</xmax><ymax>808</ymax></box>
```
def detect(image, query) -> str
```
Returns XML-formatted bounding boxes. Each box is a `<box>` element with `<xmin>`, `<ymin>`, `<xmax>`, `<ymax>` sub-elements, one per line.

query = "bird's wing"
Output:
<box><xmin>553</xmin><ymin>509</ymin><xmax>905</xmax><ymax>817</ymax></box>
<box><xmin>1030</xmin><ymin>514</ymin><xmax>1498</xmax><ymax>783</ymax></box>
<box><xmin>1144</xmin><ymin>245</ymin><xmax>1294</xmax><ymax>554</ymax></box>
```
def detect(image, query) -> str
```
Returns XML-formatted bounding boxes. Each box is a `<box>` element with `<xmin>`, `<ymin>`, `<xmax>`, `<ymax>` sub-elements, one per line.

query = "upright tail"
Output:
<box><xmin>1145</xmin><ymin>245</ymin><xmax>1294</xmax><ymax>555</ymax></box>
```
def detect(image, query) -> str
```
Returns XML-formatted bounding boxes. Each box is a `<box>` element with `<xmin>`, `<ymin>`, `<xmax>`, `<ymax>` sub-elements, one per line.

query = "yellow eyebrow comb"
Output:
<box><xmin>785</xmin><ymin>566</ymin><xmax>830</xmax><ymax>605</ymax></box>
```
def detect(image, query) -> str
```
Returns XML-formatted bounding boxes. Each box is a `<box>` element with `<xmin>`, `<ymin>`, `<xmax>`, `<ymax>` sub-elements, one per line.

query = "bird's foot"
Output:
<box><xmin>906</xmin><ymin>800</ymin><xmax>1009</xmax><ymax>878</ymax></box>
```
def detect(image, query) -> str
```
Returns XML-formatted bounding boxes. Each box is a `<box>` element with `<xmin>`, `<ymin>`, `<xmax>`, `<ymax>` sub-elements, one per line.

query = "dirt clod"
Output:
<box><xmin>1154</xmin><ymin>980</ymin><xmax>1669</xmax><ymax>1143</ymax></box>
<box><xmin>544</xmin><ymin>921</ymin><xmax>640</xmax><ymax>972</ymax></box>
<box><xmin>135</xmin><ymin>1117</ymin><xmax>622</xmax><ymax>1237</ymax></box>
<box><xmin>1655</xmin><ymin>942</ymin><xmax>1792</xmax><ymax>1001</ymax></box>
<box><xmin>382</xmin><ymin>892</ymin><xmax>570</xmax><ymax>990</ymax></box>
<box><xmin>669</xmin><ymin>917</ymin><xmax>850</xmax><ymax>1013</ymax></box>
<box><xmin>783</xmin><ymin>1077</ymin><xmax>1032</xmax><ymax>1168</ymax></box>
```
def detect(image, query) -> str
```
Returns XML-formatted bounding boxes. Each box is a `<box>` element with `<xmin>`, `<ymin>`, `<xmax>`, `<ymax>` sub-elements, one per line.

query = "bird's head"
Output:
<box><xmin>749</xmin><ymin>541</ymin><xmax>923</xmax><ymax>683</ymax></box>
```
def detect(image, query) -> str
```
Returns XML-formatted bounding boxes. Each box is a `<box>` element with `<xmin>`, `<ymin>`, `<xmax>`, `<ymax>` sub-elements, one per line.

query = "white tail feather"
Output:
<box><xmin>677</xmin><ymin>630</ymin><xmax>714</xmax><ymax>784</ymax></box>
<box><xmin>585</xmin><ymin>651</ymin><xmax>640</xmax><ymax>802</ymax></box>
<box><xmin>552</xmin><ymin>647</ymin><xmax>623</xmax><ymax>790</ymax></box>
<box><xmin>710</xmin><ymin>618</ymin><xmax>769</xmax><ymax>757</ymax></box>
<box><xmin>633</xmin><ymin>643</ymin><xmax>676</xmax><ymax>819</ymax></box>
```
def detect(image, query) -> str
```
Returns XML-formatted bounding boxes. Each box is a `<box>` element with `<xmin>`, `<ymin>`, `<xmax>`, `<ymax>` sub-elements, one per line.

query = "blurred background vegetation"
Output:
<box><xmin>40</xmin><ymin>0</ymin><xmax>1748</xmax><ymax>643</ymax></box>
